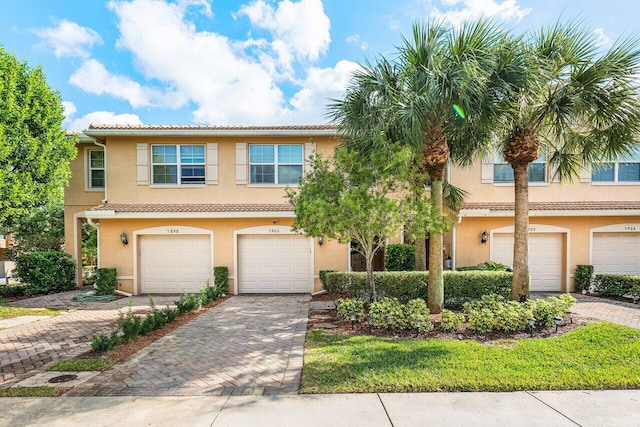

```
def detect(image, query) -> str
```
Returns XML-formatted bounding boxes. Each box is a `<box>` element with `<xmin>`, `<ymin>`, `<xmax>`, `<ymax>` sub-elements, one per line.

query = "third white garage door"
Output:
<box><xmin>592</xmin><ymin>232</ymin><xmax>640</xmax><ymax>275</ymax></box>
<box><xmin>492</xmin><ymin>233</ymin><xmax>563</xmax><ymax>292</ymax></box>
<box><xmin>238</xmin><ymin>235</ymin><xmax>312</xmax><ymax>293</ymax></box>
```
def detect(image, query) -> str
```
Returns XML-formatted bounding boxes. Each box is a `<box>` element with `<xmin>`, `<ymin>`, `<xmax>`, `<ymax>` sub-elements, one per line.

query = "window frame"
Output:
<box><xmin>493</xmin><ymin>152</ymin><xmax>547</xmax><ymax>185</ymax></box>
<box><xmin>151</xmin><ymin>144</ymin><xmax>206</xmax><ymax>186</ymax></box>
<box><xmin>592</xmin><ymin>150</ymin><xmax>640</xmax><ymax>184</ymax></box>
<box><xmin>248</xmin><ymin>144</ymin><xmax>304</xmax><ymax>186</ymax></box>
<box><xmin>86</xmin><ymin>148</ymin><xmax>105</xmax><ymax>191</ymax></box>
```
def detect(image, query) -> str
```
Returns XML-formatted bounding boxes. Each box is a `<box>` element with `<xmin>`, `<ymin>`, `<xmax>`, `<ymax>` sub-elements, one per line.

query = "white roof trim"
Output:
<box><xmin>85</xmin><ymin>210</ymin><xmax>295</xmax><ymax>219</ymax></box>
<box><xmin>83</xmin><ymin>128</ymin><xmax>337</xmax><ymax>139</ymax></box>
<box><xmin>459</xmin><ymin>208</ymin><xmax>640</xmax><ymax>217</ymax></box>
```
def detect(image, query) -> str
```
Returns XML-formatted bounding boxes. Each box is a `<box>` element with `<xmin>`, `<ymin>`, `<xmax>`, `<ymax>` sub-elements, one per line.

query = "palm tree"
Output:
<box><xmin>329</xmin><ymin>21</ymin><xmax>509</xmax><ymax>313</ymax></box>
<box><xmin>493</xmin><ymin>22</ymin><xmax>640</xmax><ymax>300</ymax></box>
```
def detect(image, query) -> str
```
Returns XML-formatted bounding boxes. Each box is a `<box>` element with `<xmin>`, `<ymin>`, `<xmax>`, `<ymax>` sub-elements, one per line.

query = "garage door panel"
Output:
<box><xmin>593</xmin><ymin>232</ymin><xmax>640</xmax><ymax>275</ymax></box>
<box><xmin>141</xmin><ymin>235</ymin><xmax>211</xmax><ymax>294</ymax></box>
<box><xmin>238</xmin><ymin>235</ymin><xmax>311</xmax><ymax>293</ymax></box>
<box><xmin>492</xmin><ymin>233</ymin><xmax>563</xmax><ymax>292</ymax></box>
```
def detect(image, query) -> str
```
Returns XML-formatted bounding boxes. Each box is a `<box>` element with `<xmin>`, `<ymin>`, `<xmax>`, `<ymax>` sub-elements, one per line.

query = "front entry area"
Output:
<box><xmin>492</xmin><ymin>231</ymin><xmax>564</xmax><ymax>292</ymax></box>
<box><xmin>237</xmin><ymin>234</ymin><xmax>312</xmax><ymax>293</ymax></box>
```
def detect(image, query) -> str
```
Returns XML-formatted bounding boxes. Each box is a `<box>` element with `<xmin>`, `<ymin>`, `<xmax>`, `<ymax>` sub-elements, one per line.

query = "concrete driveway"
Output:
<box><xmin>66</xmin><ymin>295</ymin><xmax>309</xmax><ymax>396</ymax></box>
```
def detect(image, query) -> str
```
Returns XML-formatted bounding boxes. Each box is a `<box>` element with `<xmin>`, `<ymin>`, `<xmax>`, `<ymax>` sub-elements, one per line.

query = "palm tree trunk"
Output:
<box><xmin>511</xmin><ymin>162</ymin><xmax>530</xmax><ymax>301</ymax></box>
<box><xmin>428</xmin><ymin>179</ymin><xmax>444</xmax><ymax>313</ymax></box>
<box><xmin>414</xmin><ymin>238</ymin><xmax>427</xmax><ymax>271</ymax></box>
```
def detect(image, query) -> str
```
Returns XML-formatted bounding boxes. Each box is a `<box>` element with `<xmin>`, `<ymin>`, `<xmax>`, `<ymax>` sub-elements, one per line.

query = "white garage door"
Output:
<box><xmin>592</xmin><ymin>232</ymin><xmax>640</xmax><ymax>275</ymax></box>
<box><xmin>238</xmin><ymin>235</ymin><xmax>311</xmax><ymax>293</ymax></box>
<box><xmin>140</xmin><ymin>235</ymin><xmax>211</xmax><ymax>293</ymax></box>
<box><xmin>492</xmin><ymin>233</ymin><xmax>563</xmax><ymax>291</ymax></box>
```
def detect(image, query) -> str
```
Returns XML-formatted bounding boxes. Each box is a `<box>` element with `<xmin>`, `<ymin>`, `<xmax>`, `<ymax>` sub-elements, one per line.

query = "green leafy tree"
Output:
<box><xmin>0</xmin><ymin>45</ymin><xmax>77</xmax><ymax>226</ymax></box>
<box><xmin>329</xmin><ymin>21</ymin><xmax>511</xmax><ymax>312</ymax></box>
<box><xmin>492</xmin><ymin>22</ymin><xmax>640</xmax><ymax>300</ymax></box>
<box><xmin>287</xmin><ymin>148</ymin><xmax>444</xmax><ymax>301</ymax></box>
<box><xmin>4</xmin><ymin>204</ymin><xmax>64</xmax><ymax>258</ymax></box>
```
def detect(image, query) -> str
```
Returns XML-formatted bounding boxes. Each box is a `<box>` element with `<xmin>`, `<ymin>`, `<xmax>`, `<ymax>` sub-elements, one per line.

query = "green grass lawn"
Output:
<box><xmin>48</xmin><ymin>358</ymin><xmax>114</xmax><ymax>372</ymax></box>
<box><xmin>0</xmin><ymin>386</ymin><xmax>69</xmax><ymax>397</ymax></box>
<box><xmin>301</xmin><ymin>322</ymin><xmax>640</xmax><ymax>393</ymax></box>
<box><xmin>0</xmin><ymin>306</ymin><xmax>62</xmax><ymax>319</ymax></box>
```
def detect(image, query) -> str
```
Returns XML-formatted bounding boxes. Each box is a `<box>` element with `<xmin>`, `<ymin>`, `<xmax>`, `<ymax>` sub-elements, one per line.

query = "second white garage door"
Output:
<box><xmin>592</xmin><ymin>232</ymin><xmax>640</xmax><ymax>275</ymax></box>
<box><xmin>238</xmin><ymin>235</ymin><xmax>312</xmax><ymax>293</ymax></box>
<box><xmin>140</xmin><ymin>235</ymin><xmax>212</xmax><ymax>294</ymax></box>
<box><xmin>492</xmin><ymin>233</ymin><xmax>563</xmax><ymax>292</ymax></box>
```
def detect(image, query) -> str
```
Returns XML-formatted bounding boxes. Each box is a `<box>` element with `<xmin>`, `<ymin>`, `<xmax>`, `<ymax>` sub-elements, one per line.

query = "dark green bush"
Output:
<box><xmin>324</xmin><ymin>271</ymin><xmax>512</xmax><ymax>308</ymax></box>
<box><xmin>594</xmin><ymin>274</ymin><xmax>640</xmax><ymax>299</ymax></box>
<box><xmin>95</xmin><ymin>268</ymin><xmax>117</xmax><ymax>295</ymax></box>
<box><xmin>175</xmin><ymin>292</ymin><xmax>202</xmax><ymax>314</ymax></box>
<box><xmin>319</xmin><ymin>270</ymin><xmax>337</xmax><ymax>289</ymax></box>
<box><xmin>455</xmin><ymin>261</ymin><xmax>511</xmax><ymax>272</ymax></box>
<box><xmin>575</xmin><ymin>265</ymin><xmax>594</xmax><ymax>292</ymax></box>
<box><xmin>384</xmin><ymin>244</ymin><xmax>415</xmax><ymax>271</ymax></box>
<box><xmin>213</xmin><ymin>266</ymin><xmax>228</xmax><ymax>293</ymax></box>
<box><xmin>0</xmin><ymin>284</ymin><xmax>29</xmax><ymax>297</ymax></box>
<box><xmin>15</xmin><ymin>251</ymin><xmax>76</xmax><ymax>295</ymax></box>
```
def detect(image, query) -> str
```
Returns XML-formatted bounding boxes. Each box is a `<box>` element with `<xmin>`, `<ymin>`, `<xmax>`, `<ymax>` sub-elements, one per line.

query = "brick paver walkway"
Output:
<box><xmin>0</xmin><ymin>288</ymin><xmax>176</xmax><ymax>387</ymax></box>
<box><xmin>66</xmin><ymin>295</ymin><xmax>309</xmax><ymax>397</ymax></box>
<box><xmin>572</xmin><ymin>293</ymin><xmax>640</xmax><ymax>329</ymax></box>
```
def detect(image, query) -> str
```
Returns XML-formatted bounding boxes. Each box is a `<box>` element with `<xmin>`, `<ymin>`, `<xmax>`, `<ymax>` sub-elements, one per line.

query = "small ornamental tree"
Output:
<box><xmin>287</xmin><ymin>147</ymin><xmax>443</xmax><ymax>301</ymax></box>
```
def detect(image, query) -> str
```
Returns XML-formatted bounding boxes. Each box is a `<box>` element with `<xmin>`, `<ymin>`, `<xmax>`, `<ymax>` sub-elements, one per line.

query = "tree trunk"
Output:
<box><xmin>414</xmin><ymin>238</ymin><xmax>427</xmax><ymax>271</ymax></box>
<box><xmin>428</xmin><ymin>179</ymin><xmax>444</xmax><ymax>314</ymax></box>
<box><xmin>511</xmin><ymin>162</ymin><xmax>530</xmax><ymax>301</ymax></box>
<box><xmin>364</xmin><ymin>244</ymin><xmax>377</xmax><ymax>302</ymax></box>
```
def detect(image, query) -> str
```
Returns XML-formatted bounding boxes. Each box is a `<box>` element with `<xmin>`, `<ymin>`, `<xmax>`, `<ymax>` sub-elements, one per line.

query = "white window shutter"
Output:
<box><xmin>236</xmin><ymin>142</ymin><xmax>247</xmax><ymax>184</ymax></box>
<box><xmin>304</xmin><ymin>140</ymin><xmax>316</xmax><ymax>173</ymax></box>
<box><xmin>206</xmin><ymin>143</ymin><xmax>219</xmax><ymax>184</ymax></box>
<box><xmin>580</xmin><ymin>165</ymin><xmax>592</xmax><ymax>183</ymax></box>
<box><xmin>136</xmin><ymin>143</ymin><xmax>149</xmax><ymax>185</ymax></box>
<box><xmin>481</xmin><ymin>155</ymin><xmax>493</xmax><ymax>183</ymax></box>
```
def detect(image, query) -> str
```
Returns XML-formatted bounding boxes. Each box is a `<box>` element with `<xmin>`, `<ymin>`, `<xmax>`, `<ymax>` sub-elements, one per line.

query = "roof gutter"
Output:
<box><xmin>83</xmin><ymin>128</ymin><xmax>338</xmax><ymax>139</ymax></box>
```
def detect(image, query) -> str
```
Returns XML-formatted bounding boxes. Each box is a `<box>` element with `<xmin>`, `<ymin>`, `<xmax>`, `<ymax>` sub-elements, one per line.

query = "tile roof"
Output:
<box><xmin>461</xmin><ymin>201</ymin><xmax>640</xmax><ymax>211</ymax></box>
<box><xmin>90</xmin><ymin>203</ymin><xmax>294</xmax><ymax>213</ymax></box>
<box><xmin>87</xmin><ymin>124</ymin><xmax>337</xmax><ymax>131</ymax></box>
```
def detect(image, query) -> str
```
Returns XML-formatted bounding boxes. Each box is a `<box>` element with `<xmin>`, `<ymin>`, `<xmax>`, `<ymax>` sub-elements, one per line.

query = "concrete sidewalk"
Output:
<box><xmin>2</xmin><ymin>390</ymin><xmax>639</xmax><ymax>426</ymax></box>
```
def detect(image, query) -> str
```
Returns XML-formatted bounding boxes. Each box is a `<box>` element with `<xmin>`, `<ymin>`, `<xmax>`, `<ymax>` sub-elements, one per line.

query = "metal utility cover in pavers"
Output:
<box><xmin>69</xmin><ymin>295</ymin><xmax>309</xmax><ymax>397</ymax></box>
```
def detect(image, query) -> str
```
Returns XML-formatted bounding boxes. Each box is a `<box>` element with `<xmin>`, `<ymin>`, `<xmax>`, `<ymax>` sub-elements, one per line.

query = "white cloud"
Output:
<box><xmin>594</xmin><ymin>28</ymin><xmax>612</xmax><ymax>48</ymax></box>
<box><xmin>288</xmin><ymin>60</ymin><xmax>360</xmax><ymax>123</ymax></box>
<box><xmin>62</xmin><ymin>101</ymin><xmax>77</xmax><ymax>120</ymax></box>
<box><xmin>346</xmin><ymin>34</ymin><xmax>360</xmax><ymax>44</ymax></box>
<box><xmin>429</xmin><ymin>0</ymin><xmax>531</xmax><ymax>27</ymax></box>
<box><xmin>31</xmin><ymin>19</ymin><xmax>102</xmax><ymax>58</ymax></box>
<box><xmin>63</xmin><ymin>105</ymin><xmax>143</xmax><ymax>132</ymax></box>
<box><xmin>68</xmin><ymin>59</ymin><xmax>184</xmax><ymax>108</ymax></box>
<box><xmin>238</xmin><ymin>0</ymin><xmax>331</xmax><ymax>75</ymax></box>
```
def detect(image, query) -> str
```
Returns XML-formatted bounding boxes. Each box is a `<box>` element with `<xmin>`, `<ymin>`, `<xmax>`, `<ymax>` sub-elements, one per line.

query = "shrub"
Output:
<box><xmin>0</xmin><ymin>284</ymin><xmax>29</xmax><ymax>298</ymax></box>
<box><xmin>323</xmin><ymin>271</ymin><xmax>512</xmax><ymax>308</ymax></box>
<box><xmin>319</xmin><ymin>270</ymin><xmax>337</xmax><ymax>289</ymax></box>
<box><xmin>369</xmin><ymin>297</ymin><xmax>406</xmax><ymax>329</ymax></box>
<box><xmin>574</xmin><ymin>265</ymin><xmax>594</xmax><ymax>292</ymax></box>
<box><xmin>494</xmin><ymin>301</ymin><xmax>532</xmax><ymax>332</ymax></box>
<box><xmin>90</xmin><ymin>334</ymin><xmax>112</xmax><ymax>353</ymax></box>
<box><xmin>14</xmin><ymin>251</ymin><xmax>76</xmax><ymax>295</ymax></box>
<box><xmin>594</xmin><ymin>274</ymin><xmax>640</xmax><ymax>299</ymax></box>
<box><xmin>532</xmin><ymin>297</ymin><xmax>567</xmax><ymax>328</ymax></box>
<box><xmin>403</xmin><ymin>298</ymin><xmax>433</xmax><ymax>332</ymax></box>
<box><xmin>440</xmin><ymin>309</ymin><xmax>465</xmax><ymax>332</ymax></box>
<box><xmin>384</xmin><ymin>244</ymin><xmax>415</xmax><ymax>271</ymax></box>
<box><xmin>463</xmin><ymin>294</ymin><xmax>507</xmax><ymax>315</ymax></box>
<box><xmin>336</xmin><ymin>299</ymin><xmax>365</xmax><ymax>322</ymax></box>
<box><xmin>117</xmin><ymin>303</ymin><xmax>143</xmax><ymax>341</ymax></box>
<box><xmin>95</xmin><ymin>268</ymin><xmax>117</xmax><ymax>295</ymax></box>
<box><xmin>630</xmin><ymin>284</ymin><xmax>640</xmax><ymax>304</ymax></box>
<box><xmin>213</xmin><ymin>267</ymin><xmax>228</xmax><ymax>293</ymax></box>
<box><xmin>456</xmin><ymin>261</ymin><xmax>511</xmax><ymax>272</ymax></box>
<box><xmin>162</xmin><ymin>305</ymin><xmax>179</xmax><ymax>322</ymax></box>
<box><xmin>175</xmin><ymin>292</ymin><xmax>201</xmax><ymax>314</ymax></box>
<box><xmin>199</xmin><ymin>279</ymin><xmax>216</xmax><ymax>305</ymax></box>
<box><xmin>467</xmin><ymin>308</ymin><xmax>495</xmax><ymax>333</ymax></box>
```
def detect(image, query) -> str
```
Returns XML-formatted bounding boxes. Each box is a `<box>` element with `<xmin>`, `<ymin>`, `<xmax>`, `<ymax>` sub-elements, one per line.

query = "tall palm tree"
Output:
<box><xmin>493</xmin><ymin>22</ymin><xmax>640</xmax><ymax>300</ymax></box>
<box><xmin>329</xmin><ymin>21</ymin><xmax>510</xmax><ymax>313</ymax></box>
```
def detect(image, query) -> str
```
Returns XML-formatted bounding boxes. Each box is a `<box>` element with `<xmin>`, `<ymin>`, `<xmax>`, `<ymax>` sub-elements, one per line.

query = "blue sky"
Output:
<box><xmin>1</xmin><ymin>0</ymin><xmax>638</xmax><ymax>130</ymax></box>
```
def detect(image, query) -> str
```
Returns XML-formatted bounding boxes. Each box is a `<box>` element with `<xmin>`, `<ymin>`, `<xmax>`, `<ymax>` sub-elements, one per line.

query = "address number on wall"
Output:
<box><xmin>167</xmin><ymin>229</ymin><xmax>180</xmax><ymax>234</ymax></box>
<box><xmin>268</xmin><ymin>228</ymin><xmax>280</xmax><ymax>234</ymax></box>
<box><xmin>625</xmin><ymin>226</ymin><xmax>637</xmax><ymax>231</ymax></box>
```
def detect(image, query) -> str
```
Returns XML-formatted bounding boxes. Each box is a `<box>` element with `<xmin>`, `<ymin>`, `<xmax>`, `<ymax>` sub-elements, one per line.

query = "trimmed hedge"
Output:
<box><xmin>14</xmin><ymin>251</ymin><xmax>76</xmax><ymax>295</ymax></box>
<box><xmin>0</xmin><ymin>284</ymin><xmax>29</xmax><ymax>298</ymax></box>
<box><xmin>95</xmin><ymin>268</ymin><xmax>117</xmax><ymax>295</ymax></box>
<box><xmin>594</xmin><ymin>274</ymin><xmax>640</xmax><ymax>301</ymax></box>
<box><xmin>575</xmin><ymin>265</ymin><xmax>594</xmax><ymax>292</ymax></box>
<box><xmin>324</xmin><ymin>271</ymin><xmax>512</xmax><ymax>308</ymax></box>
<box><xmin>214</xmin><ymin>266</ymin><xmax>229</xmax><ymax>293</ymax></box>
<box><xmin>319</xmin><ymin>270</ymin><xmax>337</xmax><ymax>289</ymax></box>
<box><xmin>384</xmin><ymin>244</ymin><xmax>415</xmax><ymax>271</ymax></box>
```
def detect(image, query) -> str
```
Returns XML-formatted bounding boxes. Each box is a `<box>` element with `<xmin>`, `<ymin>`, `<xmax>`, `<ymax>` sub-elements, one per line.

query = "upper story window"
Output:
<box><xmin>151</xmin><ymin>145</ymin><xmax>205</xmax><ymax>185</ymax></box>
<box><xmin>592</xmin><ymin>150</ymin><xmax>640</xmax><ymax>183</ymax></box>
<box><xmin>88</xmin><ymin>149</ymin><xmax>105</xmax><ymax>189</ymax></box>
<box><xmin>494</xmin><ymin>152</ymin><xmax>546</xmax><ymax>183</ymax></box>
<box><xmin>249</xmin><ymin>144</ymin><xmax>303</xmax><ymax>185</ymax></box>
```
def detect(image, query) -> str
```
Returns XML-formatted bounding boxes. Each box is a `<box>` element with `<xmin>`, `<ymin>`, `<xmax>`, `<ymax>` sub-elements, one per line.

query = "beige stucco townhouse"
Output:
<box><xmin>64</xmin><ymin>124</ymin><xmax>640</xmax><ymax>295</ymax></box>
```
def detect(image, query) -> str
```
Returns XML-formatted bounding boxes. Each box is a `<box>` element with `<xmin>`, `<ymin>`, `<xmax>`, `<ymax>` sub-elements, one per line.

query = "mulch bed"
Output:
<box><xmin>77</xmin><ymin>295</ymin><xmax>232</xmax><ymax>363</ymax></box>
<box><xmin>309</xmin><ymin>295</ymin><xmax>590</xmax><ymax>342</ymax></box>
